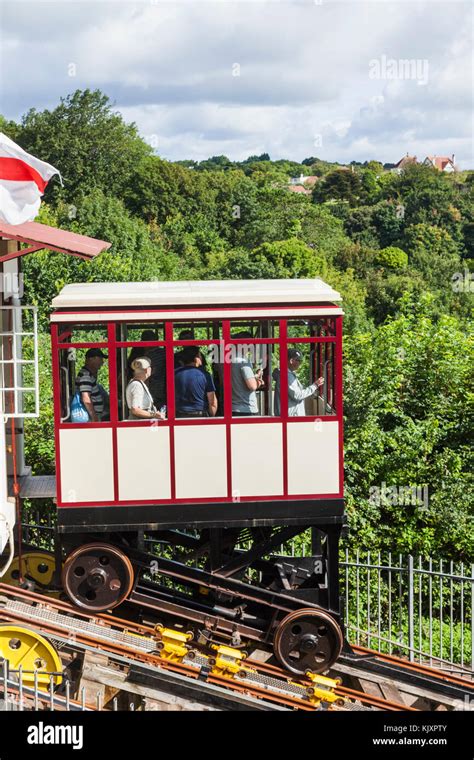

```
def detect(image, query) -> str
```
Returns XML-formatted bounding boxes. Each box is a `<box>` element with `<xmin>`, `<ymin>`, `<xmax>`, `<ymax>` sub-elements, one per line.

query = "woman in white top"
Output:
<box><xmin>126</xmin><ymin>357</ymin><xmax>165</xmax><ymax>421</ymax></box>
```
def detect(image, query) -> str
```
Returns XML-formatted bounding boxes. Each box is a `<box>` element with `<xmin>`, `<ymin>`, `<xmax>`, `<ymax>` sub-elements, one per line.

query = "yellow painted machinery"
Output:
<box><xmin>0</xmin><ymin>623</ymin><xmax>63</xmax><ymax>691</ymax></box>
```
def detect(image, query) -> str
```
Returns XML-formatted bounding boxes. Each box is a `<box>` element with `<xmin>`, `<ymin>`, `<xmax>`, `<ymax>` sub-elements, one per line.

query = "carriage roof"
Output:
<box><xmin>51</xmin><ymin>279</ymin><xmax>342</xmax><ymax>310</ymax></box>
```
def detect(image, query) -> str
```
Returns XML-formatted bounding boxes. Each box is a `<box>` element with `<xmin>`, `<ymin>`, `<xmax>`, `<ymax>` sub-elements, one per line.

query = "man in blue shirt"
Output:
<box><xmin>174</xmin><ymin>346</ymin><xmax>218</xmax><ymax>417</ymax></box>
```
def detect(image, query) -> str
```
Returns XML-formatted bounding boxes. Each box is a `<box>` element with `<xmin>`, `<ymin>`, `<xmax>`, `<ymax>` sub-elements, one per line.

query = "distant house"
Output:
<box><xmin>423</xmin><ymin>154</ymin><xmax>456</xmax><ymax>172</ymax></box>
<box><xmin>391</xmin><ymin>154</ymin><xmax>418</xmax><ymax>174</ymax></box>
<box><xmin>288</xmin><ymin>174</ymin><xmax>318</xmax><ymax>194</ymax></box>
<box><xmin>288</xmin><ymin>184</ymin><xmax>311</xmax><ymax>194</ymax></box>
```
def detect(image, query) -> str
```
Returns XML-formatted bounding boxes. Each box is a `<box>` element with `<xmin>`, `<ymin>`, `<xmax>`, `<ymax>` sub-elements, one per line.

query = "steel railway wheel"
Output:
<box><xmin>62</xmin><ymin>543</ymin><xmax>134</xmax><ymax>612</ymax></box>
<box><xmin>273</xmin><ymin>608</ymin><xmax>343</xmax><ymax>675</ymax></box>
<box><xmin>0</xmin><ymin>624</ymin><xmax>62</xmax><ymax>690</ymax></box>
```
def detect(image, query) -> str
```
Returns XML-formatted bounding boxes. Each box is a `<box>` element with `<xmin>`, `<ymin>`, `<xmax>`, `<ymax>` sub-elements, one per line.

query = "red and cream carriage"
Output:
<box><xmin>50</xmin><ymin>278</ymin><xmax>346</xmax><ymax>673</ymax></box>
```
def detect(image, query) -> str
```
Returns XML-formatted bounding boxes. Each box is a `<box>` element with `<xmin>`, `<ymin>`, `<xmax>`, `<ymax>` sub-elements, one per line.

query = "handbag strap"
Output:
<box><xmin>137</xmin><ymin>380</ymin><xmax>156</xmax><ymax>412</ymax></box>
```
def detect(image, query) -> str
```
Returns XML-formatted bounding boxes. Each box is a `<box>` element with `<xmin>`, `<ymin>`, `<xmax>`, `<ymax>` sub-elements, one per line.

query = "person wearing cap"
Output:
<box><xmin>273</xmin><ymin>349</ymin><xmax>324</xmax><ymax>417</ymax></box>
<box><xmin>75</xmin><ymin>348</ymin><xmax>109</xmax><ymax>422</ymax></box>
<box><xmin>126</xmin><ymin>357</ymin><xmax>165</xmax><ymax>420</ymax></box>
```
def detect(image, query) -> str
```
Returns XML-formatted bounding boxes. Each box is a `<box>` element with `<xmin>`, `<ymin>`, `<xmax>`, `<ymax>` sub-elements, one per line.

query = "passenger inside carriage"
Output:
<box><xmin>125</xmin><ymin>329</ymin><xmax>167</xmax><ymax>412</ymax></box>
<box><xmin>174</xmin><ymin>346</ymin><xmax>218</xmax><ymax>417</ymax></box>
<box><xmin>126</xmin><ymin>329</ymin><xmax>156</xmax><ymax>379</ymax></box>
<box><xmin>75</xmin><ymin>348</ymin><xmax>109</xmax><ymax>422</ymax></box>
<box><xmin>174</xmin><ymin>329</ymin><xmax>194</xmax><ymax>367</ymax></box>
<box><xmin>126</xmin><ymin>357</ymin><xmax>165</xmax><ymax>420</ymax></box>
<box><xmin>230</xmin><ymin>331</ymin><xmax>265</xmax><ymax>417</ymax></box>
<box><xmin>273</xmin><ymin>348</ymin><xmax>324</xmax><ymax>417</ymax></box>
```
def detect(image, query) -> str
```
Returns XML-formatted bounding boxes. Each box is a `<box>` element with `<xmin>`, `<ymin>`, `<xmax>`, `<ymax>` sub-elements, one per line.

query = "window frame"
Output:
<box><xmin>52</xmin><ymin>315</ymin><xmax>342</xmax><ymax>429</ymax></box>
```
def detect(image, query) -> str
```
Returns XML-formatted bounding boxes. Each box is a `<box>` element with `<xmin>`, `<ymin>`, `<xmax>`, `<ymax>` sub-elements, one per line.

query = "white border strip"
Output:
<box><xmin>51</xmin><ymin>307</ymin><xmax>343</xmax><ymax>323</ymax></box>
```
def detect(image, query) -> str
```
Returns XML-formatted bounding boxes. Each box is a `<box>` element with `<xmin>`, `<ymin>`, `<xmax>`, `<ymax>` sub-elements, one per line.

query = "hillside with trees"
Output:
<box><xmin>1</xmin><ymin>89</ymin><xmax>472</xmax><ymax>560</ymax></box>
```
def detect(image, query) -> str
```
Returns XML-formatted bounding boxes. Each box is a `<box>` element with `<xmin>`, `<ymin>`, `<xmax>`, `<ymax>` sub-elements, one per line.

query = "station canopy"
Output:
<box><xmin>0</xmin><ymin>220</ymin><xmax>111</xmax><ymax>263</ymax></box>
<box><xmin>52</xmin><ymin>279</ymin><xmax>342</xmax><ymax>309</ymax></box>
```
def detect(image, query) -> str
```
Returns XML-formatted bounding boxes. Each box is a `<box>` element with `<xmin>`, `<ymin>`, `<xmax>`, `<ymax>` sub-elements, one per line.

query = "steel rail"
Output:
<box><xmin>350</xmin><ymin>644</ymin><xmax>474</xmax><ymax>688</ymax></box>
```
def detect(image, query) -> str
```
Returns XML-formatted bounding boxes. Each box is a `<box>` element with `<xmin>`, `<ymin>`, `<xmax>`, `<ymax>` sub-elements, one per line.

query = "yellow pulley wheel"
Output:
<box><xmin>4</xmin><ymin>552</ymin><xmax>59</xmax><ymax>593</ymax></box>
<box><xmin>0</xmin><ymin>624</ymin><xmax>63</xmax><ymax>690</ymax></box>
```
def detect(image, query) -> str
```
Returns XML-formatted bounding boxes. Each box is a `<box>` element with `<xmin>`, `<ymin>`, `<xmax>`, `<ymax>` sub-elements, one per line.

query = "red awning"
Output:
<box><xmin>0</xmin><ymin>220</ymin><xmax>111</xmax><ymax>263</ymax></box>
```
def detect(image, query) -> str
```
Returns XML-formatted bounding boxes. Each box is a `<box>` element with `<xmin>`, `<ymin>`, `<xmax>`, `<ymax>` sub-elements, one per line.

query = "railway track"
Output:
<box><xmin>336</xmin><ymin>645</ymin><xmax>474</xmax><ymax>708</ymax></box>
<box><xmin>242</xmin><ymin>655</ymin><xmax>415</xmax><ymax>711</ymax></box>
<box><xmin>0</xmin><ymin>583</ymin><xmax>420</xmax><ymax>712</ymax></box>
<box><xmin>350</xmin><ymin>644</ymin><xmax>473</xmax><ymax>688</ymax></box>
<box><xmin>0</xmin><ymin>584</ymin><xmax>337</xmax><ymax>711</ymax></box>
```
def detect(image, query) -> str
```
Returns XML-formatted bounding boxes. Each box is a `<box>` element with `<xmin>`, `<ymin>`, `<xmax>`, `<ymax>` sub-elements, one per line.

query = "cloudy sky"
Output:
<box><xmin>1</xmin><ymin>0</ymin><xmax>472</xmax><ymax>167</ymax></box>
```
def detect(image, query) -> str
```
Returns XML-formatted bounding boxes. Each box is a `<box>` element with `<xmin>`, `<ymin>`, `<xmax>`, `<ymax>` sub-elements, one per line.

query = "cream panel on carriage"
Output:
<box><xmin>117</xmin><ymin>426</ymin><xmax>171</xmax><ymax>501</ymax></box>
<box><xmin>174</xmin><ymin>424</ymin><xmax>227</xmax><ymax>499</ymax></box>
<box><xmin>287</xmin><ymin>421</ymin><xmax>340</xmax><ymax>495</ymax></box>
<box><xmin>59</xmin><ymin>428</ymin><xmax>114</xmax><ymax>502</ymax></box>
<box><xmin>231</xmin><ymin>423</ymin><xmax>284</xmax><ymax>497</ymax></box>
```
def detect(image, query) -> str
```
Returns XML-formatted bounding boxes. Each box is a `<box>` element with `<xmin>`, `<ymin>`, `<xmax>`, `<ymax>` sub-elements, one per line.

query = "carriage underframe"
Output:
<box><xmin>54</xmin><ymin>499</ymin><xmax>348</xmax><ymax>674</ymax></box>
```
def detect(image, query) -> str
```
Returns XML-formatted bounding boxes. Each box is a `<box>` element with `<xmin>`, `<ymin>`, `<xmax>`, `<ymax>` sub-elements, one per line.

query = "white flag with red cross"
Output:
<box><xmin>0</xmin><ymin>132</ymin><xmax>61</xmax><ymax>225</ymax></box>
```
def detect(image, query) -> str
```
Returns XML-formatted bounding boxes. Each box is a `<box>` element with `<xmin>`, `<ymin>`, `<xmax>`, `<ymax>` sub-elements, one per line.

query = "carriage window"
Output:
<box><xmin>230</xmin><ymin>320</ymin><xmax>279</xmax><ymax>339</ymax></box>
<box><xmin>119</xmin><ymin>323</ymin><xmax>165</xmax><ymax>342</ymax></box>
<box><xmin>59</xmin><ymin>324</ymin><xmax>109</xmax><ymax>344</ymax></box>
<box><xmin>173</xmin><ymin>320</ymin><xmax>222</xmax><ymax>341</ymax></box>
<box><xmin>228</xmin><ymin>326</ymin><xmax>280</xmax><ymax>417</ymax></box>
<box><xmin>117</xmin><ymin>323</ymin><xmax>167</xmax><ymax>421</ymax></box>
<box><xmin>286</xmin><ymin>342</ymin><xmax>336</xmax><ymax>416</ymax></box>
<box><xmin>286</xmin><ymin>317</ymin><xmax>336</xmax><ymax>339</ymax></box>
<box><xmin>59</xmin><ymin>346</ymin><xmax>110</xmax><ymax>423</ymax></box>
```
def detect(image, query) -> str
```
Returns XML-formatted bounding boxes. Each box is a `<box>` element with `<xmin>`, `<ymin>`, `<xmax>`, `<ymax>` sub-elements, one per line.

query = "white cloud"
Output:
<box><xmin>0</xmin><ymin>0</ymin><xmax>472</xmax><ymax>167</ymax></box>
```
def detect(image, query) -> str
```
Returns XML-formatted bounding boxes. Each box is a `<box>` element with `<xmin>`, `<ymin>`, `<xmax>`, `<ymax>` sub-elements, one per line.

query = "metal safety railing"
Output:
<box><xmin>342</xmin><ymin>549</ymin><xmax>474</xmax><ymax>677</ymax></box>
<box><xmin>0</xmin><ymin>658</ymin><xmax>141</xmax><ymax>712</ymax></box>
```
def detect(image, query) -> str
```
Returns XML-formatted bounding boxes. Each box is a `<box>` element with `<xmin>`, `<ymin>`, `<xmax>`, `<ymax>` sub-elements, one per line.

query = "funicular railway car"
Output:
<box><xmin>51</xmin><ymin>278</ymin><xmax>347</xmax><ymax>674</ymax></box>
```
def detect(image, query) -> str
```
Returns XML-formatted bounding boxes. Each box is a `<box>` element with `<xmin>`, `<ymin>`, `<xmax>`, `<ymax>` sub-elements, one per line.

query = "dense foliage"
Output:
<box><xmin>2</xmin><ymin>89</ymin><xmax>472</xmax><ymax>560</ymax></box>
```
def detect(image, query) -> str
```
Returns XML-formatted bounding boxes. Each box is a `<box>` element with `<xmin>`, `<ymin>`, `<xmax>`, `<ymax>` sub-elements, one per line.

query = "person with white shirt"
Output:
<box><xmin>126</xmin><ymin>357</ymin><xmax>166</xmax><ymax>420</ymax></box>
<box><xmin>273</xmin><ymin>348</ymin><xmax>324</xmax><ymax>417</ymax></box>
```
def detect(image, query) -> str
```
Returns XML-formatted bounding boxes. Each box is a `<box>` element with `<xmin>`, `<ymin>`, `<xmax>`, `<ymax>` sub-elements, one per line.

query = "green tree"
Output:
<box><xmin>197</xmin><ymin>155</ymin><xmax>235</xmax><ymax>172</ymax></box>
<box><xmin>402</xmin><ymin>223</ymin><xmax>461</xmax><ymax>289</ymax></box>
<box><xmin>344</xmin><ymin>295</ymin><xmax>473</xmax><ymax>558</ymax></box>
<box><xmin>364</xmin><ymin>270</ymin><xmax>425</xmax><ymax>323</ymax></box>
<box><xmin>0</xmin><ymin>115</ymin><xmax>22</xmax><ymax>142</ymax></box>
<box><xmin>383</xmin><ymin>163</ymin><xmax>464</xmax><ymax>243</ymax></box>
<box><xmin>313</xmin><ymin>169</ymin><xmax>362</xmax><ymax>205</ymax></box>
<box><xmin>18</xmin><ymin>89</ymin><xmax>152</xmax><ymax>203</ymax></box>
<box><xmin>365</xmin><ymin>161</ymin><xmax>384</xmax><ymax>174</ymax></box>
<box><xmin>372</xmin><ymin>203</ymin><xmax>404</xmax><ymax>247</ymax></box>
<box><xmin>209</xmin><ymin>238</ymin><xmax>324</xmax><ymax>280</ymax></box>
<box><xmin>126</xmin><ymin>155</ymin><xmax>213</xmax><ymax>224</ymax></box>
<box><xmin>235</xmin><ymin>187</ymin><xmax>349</xmax><ymax>256</ymax></box>
<box><xmin>360</xmin><ymin>169</ymin><xmax>381</xmax><ymax>204</ymax></box>
<box><xmin>375</xmin><ymin>246</ymin><xmax>408</xmax><ymax>269</ymax></box>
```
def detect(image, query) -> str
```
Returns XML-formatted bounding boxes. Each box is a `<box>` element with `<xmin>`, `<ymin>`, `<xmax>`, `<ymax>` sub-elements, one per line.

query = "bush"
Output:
<box><xmin>375</xmin><ymin>246</ymin><xmax>408</xmax><ymax>269</ymax></box>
